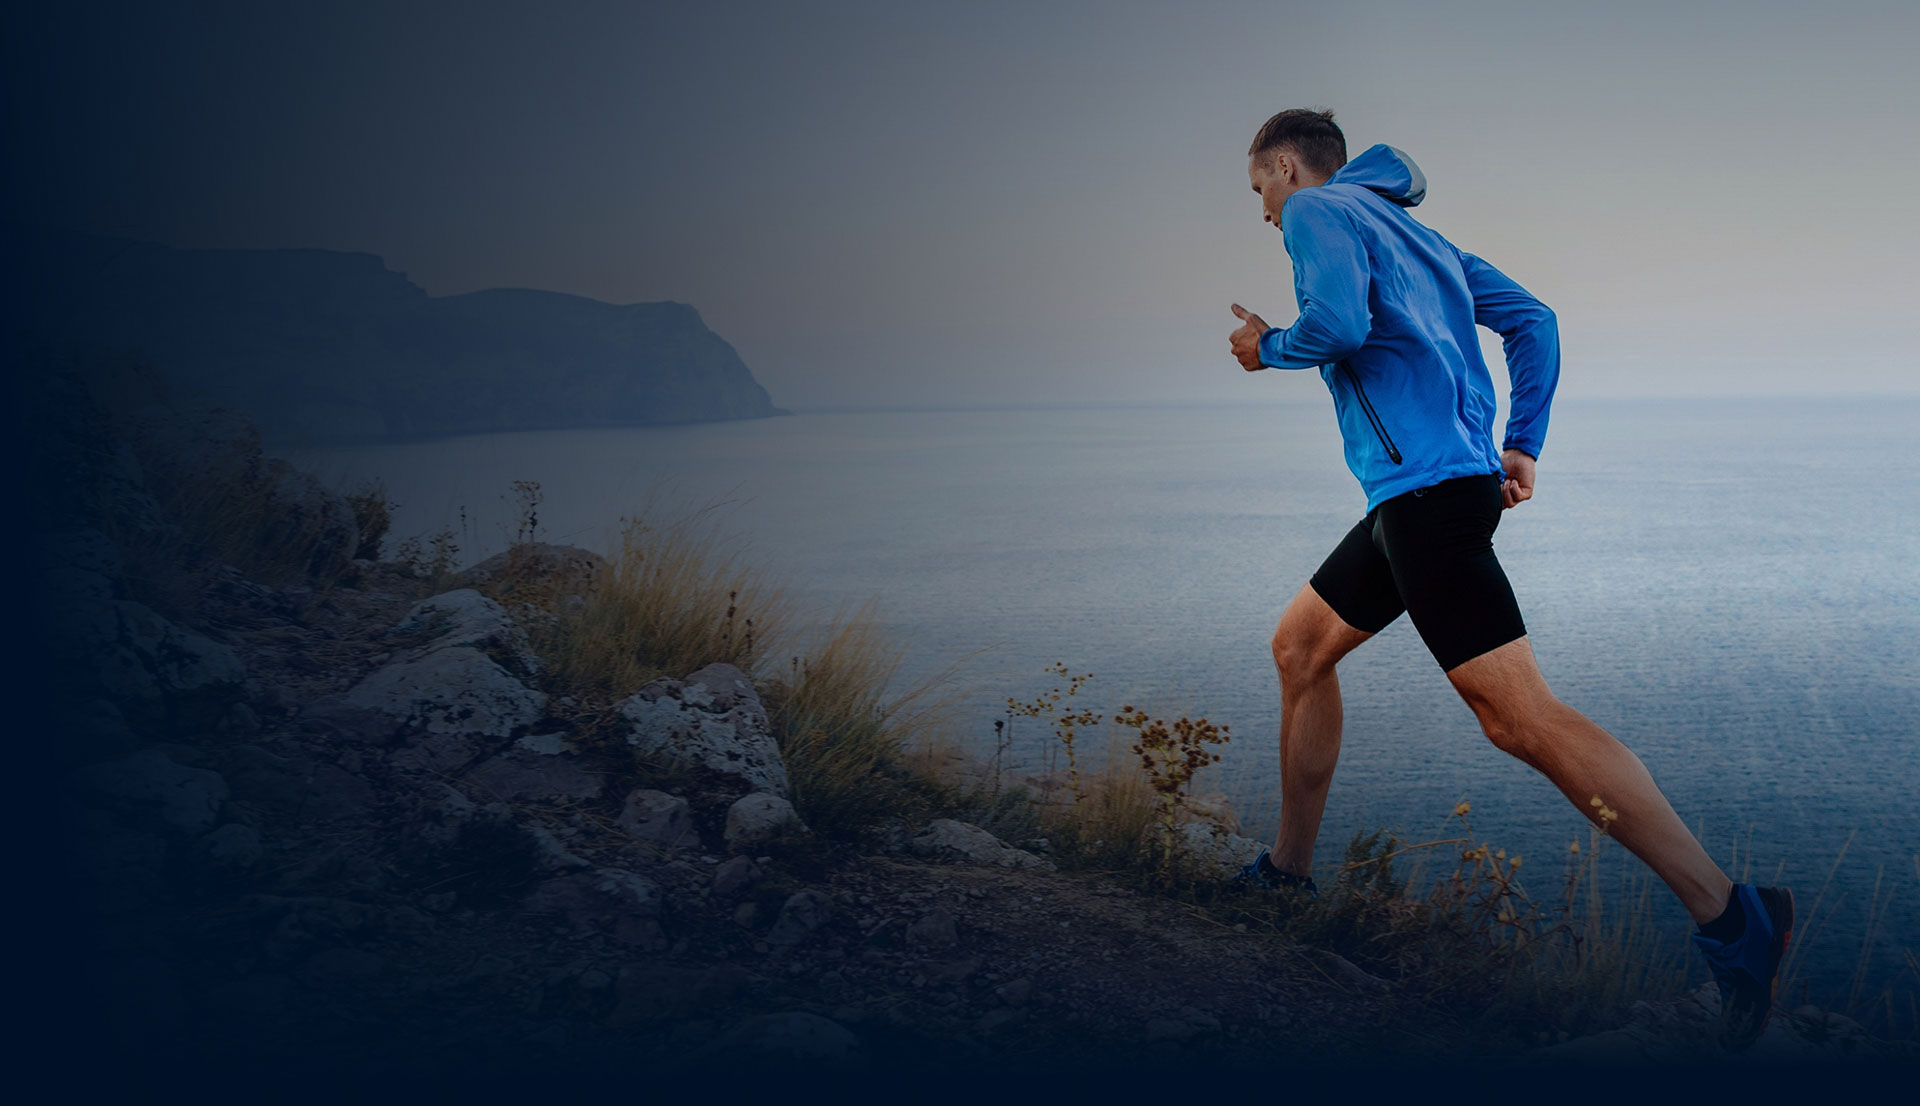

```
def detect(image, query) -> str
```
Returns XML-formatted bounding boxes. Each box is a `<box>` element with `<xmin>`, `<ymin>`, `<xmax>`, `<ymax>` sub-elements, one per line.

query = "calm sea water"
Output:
<box><xmin>293</xmin><ymin>397</ymin><xmax>1920</xmax><ymax>1005</ymax></box>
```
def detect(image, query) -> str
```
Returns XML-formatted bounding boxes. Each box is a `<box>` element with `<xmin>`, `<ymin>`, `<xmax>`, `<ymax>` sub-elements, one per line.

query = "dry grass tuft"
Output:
<box><xmin>1046</xmin><ymin>756</ymin><xmax>1166</xmax><ymax>874</ymax></box>
<box><xmin>528</xmin><ymin>512</ymin><xmax>790</xmax><ymax>699</ymax></box>
<box><xmin>105</xmin><ymin>408</ymin><xmax>361</xmax><ymax>618</ymax></box>
<box><xmin>759</xmin><ymin>604</ymin><xmax>969</xmax><ymax>839</ymax></box>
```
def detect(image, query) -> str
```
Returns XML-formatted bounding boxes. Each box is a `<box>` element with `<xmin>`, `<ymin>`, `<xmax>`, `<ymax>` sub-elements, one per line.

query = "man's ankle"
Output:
<box><xmin>1259</xmin><ymin>853</ymin><xmax>1316</xmax><ymax>890</ymax></box>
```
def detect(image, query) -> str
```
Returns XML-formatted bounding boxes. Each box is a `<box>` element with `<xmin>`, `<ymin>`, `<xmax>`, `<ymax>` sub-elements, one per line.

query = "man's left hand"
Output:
<box><xmin>1500</xmin><ymin>448</ymin><xmax>1536</xmax><ymax>509</ymax></box>
<box><xmin>1229</xmin><ymin>304</ymin><xmax>1269</xmax><ymax>372</ymax></box>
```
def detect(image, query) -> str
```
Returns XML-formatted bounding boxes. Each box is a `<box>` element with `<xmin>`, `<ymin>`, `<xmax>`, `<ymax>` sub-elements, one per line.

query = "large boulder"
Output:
<box><xmin>54</xmin><ymin>596</ymin><xmax>246</xmax><ymax>710</ymax></box>
<box><xmin>1175</xmin><ymin>823</ymin><xmax>1265</xmax><ymax>878</ymax></box>
<box><xmin>387</xmin><ymin>589</ymin><xmax>538</xmax><ymax>676</ymax></box>
<box><xmin>615</xmin><ymin>663</ymin><xmax>787</xmax><ymax>797</ymax></box>
<box><xmin>300</xmin><ymin>590</ymin><xmax>545</xmax><ymax>748</ymax></box>
<box><xmin>302</xmin><ymin>645</ymin><xmax>546</xmax><ymax>746</ymax></box>
<box><xmin>909</xmin><ymin>819</ymin><xmax>1054</xmax><ymax>871</ymax></box>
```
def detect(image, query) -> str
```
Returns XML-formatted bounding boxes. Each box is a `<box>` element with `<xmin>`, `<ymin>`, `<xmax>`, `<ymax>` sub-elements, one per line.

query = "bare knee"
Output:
<box><xmin>1476</xmin><ymin>708</ymin><xmax>1532</xmax><ymax>759</ymax></box>
<box><xmin>1271</xmin><ymin>624</ymin><xmax>1337</xmax><ymax>690</ymax></box>
<box><xmin>1271</xmin><ymin>583</ymin><xmax>1370</xmax><ymax>693</ymax></box>
<box><xmin>1470</xmin><ymin>693</ymin><xmax>1565</xmax><ymax>762</ymax></box>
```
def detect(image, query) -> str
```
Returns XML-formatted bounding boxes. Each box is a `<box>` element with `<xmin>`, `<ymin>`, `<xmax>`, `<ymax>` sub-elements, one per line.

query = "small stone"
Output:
<box><xmin>766</xmin><ymin>889</ymin><xmax>833</xmax><ymax>945</ymax></box>
<box><xmin>526</xmin><ymin>868</ymin><xmax>662</xmax><ymax>948</ymax></box>
<box><xmin>909</xmin><ymin>819</ymin><xmax>1052</xmax><ymax>870</ymax></box>
<box><xmin>711</xmin><ymin>856</ymin><xmax>759</xmax><ymax>899</ymax></box>
<box><xmin>427</xmin><ymin>783</ymin><xmax>475</xmax><ymax>820</ymax></box>
<box><xmin>724</xmin><ymin>793</ymin><xmax>806</xmax><ymax>852</ymax></box>
<box><xmin>525</xmin><ymin>826</ymin><xmax>591</xmax><ymax>871</ymax></box>
<box><xmin>905</xmin><ymin>907</ymin><xmax>959</xmax><ymax>951</ymax></box>
<box><xmin>619</xmin><ymin>789</ymin><xmax>700</xmax><ymax>850</ymax></box>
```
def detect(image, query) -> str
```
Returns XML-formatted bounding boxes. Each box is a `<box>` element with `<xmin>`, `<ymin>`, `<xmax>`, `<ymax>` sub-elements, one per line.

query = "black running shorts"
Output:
<box><xmin>1308</xmin><ymin>473</ymin><xmax>1527</xmax><ymax>671</ymax></box>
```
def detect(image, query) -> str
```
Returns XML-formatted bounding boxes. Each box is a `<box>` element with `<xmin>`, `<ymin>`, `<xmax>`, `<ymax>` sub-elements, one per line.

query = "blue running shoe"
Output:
<box><xmin>1692</xmin><ymin>884</ymin><xmax>1794</xmax><ymax>1050</ymax></box>
<box><xmin>1229</xmin><ymin>849</ymin><xmax>1318</xmax><ymax>897</ymax></box>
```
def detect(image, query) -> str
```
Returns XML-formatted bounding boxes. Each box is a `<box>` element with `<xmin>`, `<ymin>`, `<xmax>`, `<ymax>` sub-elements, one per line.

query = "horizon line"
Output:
<box><xmin>777</xmin><ymin>392</ymin><xmax>1920</xmax><ymax>415</ymax></box>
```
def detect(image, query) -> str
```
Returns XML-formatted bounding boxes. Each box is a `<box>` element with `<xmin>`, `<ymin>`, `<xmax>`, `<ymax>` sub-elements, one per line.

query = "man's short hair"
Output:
<box><xmin>1248</xmin><ymin>108</ymin><xmax>1347</xmax><ymax>177</ymax></box>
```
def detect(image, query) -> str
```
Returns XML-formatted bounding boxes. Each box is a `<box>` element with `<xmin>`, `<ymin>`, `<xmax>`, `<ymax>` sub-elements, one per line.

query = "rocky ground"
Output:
<box><xmin>26</xmin><ymin>373</ymin><xmax>1915</xmax><ymax>1081</ymax></box>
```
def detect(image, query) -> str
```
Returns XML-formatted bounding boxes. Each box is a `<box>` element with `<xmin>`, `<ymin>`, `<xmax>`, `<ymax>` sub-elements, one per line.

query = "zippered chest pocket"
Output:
<box><xmin>1339</xmin><ymin>361</ymin><xmax>1403</xmax><ymax>465</ymax></box>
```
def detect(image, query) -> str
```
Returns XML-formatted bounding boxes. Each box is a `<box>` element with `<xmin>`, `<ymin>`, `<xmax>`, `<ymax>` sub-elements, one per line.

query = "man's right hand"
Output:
<box><xmin>1229</xmin><ymin>304</ymin><xmax>1269</xmax><ymax>372</ymax></box>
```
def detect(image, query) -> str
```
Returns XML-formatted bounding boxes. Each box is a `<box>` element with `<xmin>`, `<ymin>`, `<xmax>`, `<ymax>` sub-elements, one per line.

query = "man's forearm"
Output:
<box><xmin>1500</xmin><ymin>315</ymin><xmax>1559</xmax><ymax>459</ymax></box>
<box><xmin>1258</xmin><ymin>311</ymin><xmax>1368</xmax><ymax>370</ymax></box>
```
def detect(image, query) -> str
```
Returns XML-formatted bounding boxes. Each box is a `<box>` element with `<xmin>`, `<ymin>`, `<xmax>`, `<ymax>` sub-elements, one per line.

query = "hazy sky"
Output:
<box><xmin>10</xmin><ymin>0</ymin><xmax>1918</xmax><ymax>409</ymax></box>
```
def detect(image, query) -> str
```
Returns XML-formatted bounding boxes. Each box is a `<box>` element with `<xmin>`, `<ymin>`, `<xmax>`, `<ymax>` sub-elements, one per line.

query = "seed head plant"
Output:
<box><xmin>1005</xmin><ymin>662</ymin><xmax>1100</xmax><ymax>805</ymax></box>
<box><xmin>1114</xmin><ymin>704</ymin><xmax>1229</xmax><ymax>873</ymax></box>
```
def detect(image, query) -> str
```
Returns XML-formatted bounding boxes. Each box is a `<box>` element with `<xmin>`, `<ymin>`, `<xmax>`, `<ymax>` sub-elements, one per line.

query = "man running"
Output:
<box><xmin>1224</xmin><ymin>108</ymin><xmax>1791</xmax><ymax>1050</ymax></box>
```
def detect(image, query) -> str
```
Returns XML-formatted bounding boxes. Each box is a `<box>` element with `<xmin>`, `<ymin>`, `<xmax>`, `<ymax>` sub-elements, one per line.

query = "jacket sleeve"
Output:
<box><xmin>1459</xmin><ymin>251</ymin><xmax>1559</xmax><ymax>459</ymax></box>
<box><xmin>1256</xmin><ymin>194</ymin><xmax>1372</xmax><ymax>370</ymax></box>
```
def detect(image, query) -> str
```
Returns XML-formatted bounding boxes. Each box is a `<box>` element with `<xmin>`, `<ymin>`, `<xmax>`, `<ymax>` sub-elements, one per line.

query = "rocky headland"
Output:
<box><xmin>10</xmin><ymin>222</ymin><xmax>787</xmax><ymax>446</ymax></box>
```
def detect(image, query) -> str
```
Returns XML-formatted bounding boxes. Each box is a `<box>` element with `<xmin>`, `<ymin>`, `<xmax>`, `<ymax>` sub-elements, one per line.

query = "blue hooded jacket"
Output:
<box><xmin>1256</xmin><ymin>144</ymin><xmax>1560</xmax><ymax>512</ymax></box>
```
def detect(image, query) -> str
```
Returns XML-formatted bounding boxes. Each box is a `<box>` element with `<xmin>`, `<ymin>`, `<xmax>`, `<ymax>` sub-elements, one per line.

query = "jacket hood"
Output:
<box><xmin>1327</xmin><ymin>144</ymin><xmax>1427</xmax><ymax>207</ymax></box>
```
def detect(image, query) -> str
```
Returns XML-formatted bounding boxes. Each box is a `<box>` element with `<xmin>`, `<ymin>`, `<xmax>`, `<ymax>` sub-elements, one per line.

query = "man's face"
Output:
<box><xmin>1247</xmin><ymin>150</ymin><xmax>1301</xmax><ymax>230</ymax></box>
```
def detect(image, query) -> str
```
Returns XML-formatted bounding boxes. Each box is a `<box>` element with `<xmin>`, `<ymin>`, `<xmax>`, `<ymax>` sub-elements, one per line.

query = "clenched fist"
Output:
<box><xmin>1229</xmin><ymin>303</ymin><xmax>1269</xmax><ymax>372</ymax></box>
<box><xmin>1500</xmin><ymin>448</ymin><xmax>1536</xmax><ymax>509</ymax></box>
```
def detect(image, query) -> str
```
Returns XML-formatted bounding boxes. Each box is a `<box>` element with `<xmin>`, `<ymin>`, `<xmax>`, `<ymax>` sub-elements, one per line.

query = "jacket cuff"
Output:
<box><xmin>1257</xmin><ymin>327</ymin><xmax>1283</xmax><ymax>367</ymax></box>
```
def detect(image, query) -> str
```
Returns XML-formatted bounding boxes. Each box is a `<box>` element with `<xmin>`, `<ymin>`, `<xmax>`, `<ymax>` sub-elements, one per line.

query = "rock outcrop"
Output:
<box><xmin>617</xmin><ymin>663</ymin><xmax>789</xmax><ymax>797</ymax></box>
<box><xmin>910</xmin><ymin>819</ymin><xmax>1054</xmax><ymax>871</ymax></box>
<box><xmin>299</xmin><ymin>590</ymin><xmax>547</xmax><ymax>758</ymax></box>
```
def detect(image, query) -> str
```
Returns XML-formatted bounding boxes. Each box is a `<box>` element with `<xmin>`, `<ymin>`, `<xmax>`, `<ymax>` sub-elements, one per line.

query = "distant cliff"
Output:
<box><xmin>10</xmin><ymin>224</ymin><xmax>788</xmax><ymax>444</ymax></box>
